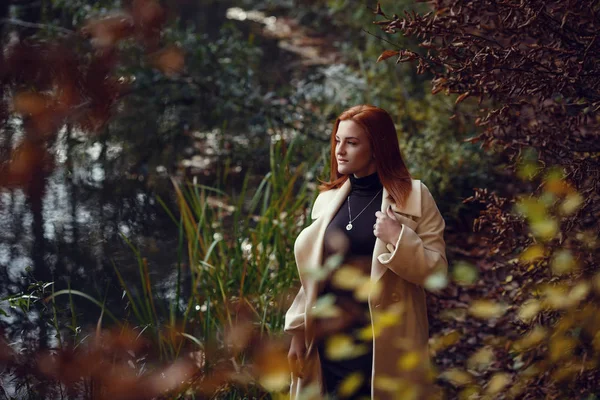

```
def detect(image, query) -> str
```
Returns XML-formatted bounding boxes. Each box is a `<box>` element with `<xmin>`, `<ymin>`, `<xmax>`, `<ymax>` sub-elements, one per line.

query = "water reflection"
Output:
<box><xmin>0</xmin><ymin>125</ymin><xmax>180</xmax><ymax>349</ymax></box>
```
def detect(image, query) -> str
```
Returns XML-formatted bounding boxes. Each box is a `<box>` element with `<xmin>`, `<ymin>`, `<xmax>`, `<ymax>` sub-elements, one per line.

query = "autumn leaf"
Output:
<box><xmin>150</xmin><ymin>46</ymin><xmax>185</xmax><ymax>76</ymax></box>
<box><xmin>520</xmin><ymin>245</ymin><xmax>545</xmax><ymax>263</ymax></box>
<box><xmin>332</xmin><ymin>265</ymin><xmax>367</xmax><ymax>290</ymax></box>
<box><xmin>424</xmin><ymin>270</ymin><xmax>448</xmax><ymax>291</ymax></box>
<box><xmin>467</xmin><ymin>347</ymin><xmax>495</xmax><ymax>371</ymax></box>
<box><xmin>376</xmin><ymin>50</ymin><xmax>400</xmax><ymax>63</ymax></box>
<box><xmin>451</xmin><ymin>261</ymin><xmax>479</xmax><ymax>285</ymax></box>
<box><xmin>13</xmin><ymin>92</ymin><xmax>52</xmax><ymax>116</ymax></box>
<box><xmin>325</xmin><ymin>335</ymin><xmax>368</xmax><ymax>360</ymax></box>
<box><xmin>439</xmin><ymin>368</ymin><xmax>473</xmax><ymax>387</ymax></box>
<box><xmin>82</xmin><ymin>14</ymin><xmax>135</xmax><ymax>48</ymax></box>
<box><xmin>309</xmin><ymin>294</ymin><xmax>341</xmax><ymax>318</ymax></box>
<box><xmin>397</xmin><ymin>351</ymin><xmax>422</xmax><ymax>371</ymax></box>
<box><xmin>517</xmin><ymin>299</ymin><xmax>541</xmax><ymax>323</ymax></box>
<box><xmin>485</xmin><ymin>373</ymin><xmax>512</xmax><ymax>395</ymax></box>
<box><xmin>455</xmin><ymin>91</ymin><xmax>470</xmax><ymax>104</ymax></box>
<box><xmin>338</xmin><ymin>372</ymin><xmax>364</xmax><ymax>397</ymax></box>
<box><xmin>560</xmin><ymin>192</ymin><xmax>583</xmax><ymax>215</ymax></box>
<box><xmin>512</xmin><ymin>326</ymin><xmax>547</xmax><ymax>351</ymax></box>
<box><xmin>550</xmin><ymin>249</ymin><xmax>578</xmax><ymax>275</ymax></box>
<box><xmin>468</xmin><ymin>300</ymin><xmax>507</xmax><ymax>319</ymax></box>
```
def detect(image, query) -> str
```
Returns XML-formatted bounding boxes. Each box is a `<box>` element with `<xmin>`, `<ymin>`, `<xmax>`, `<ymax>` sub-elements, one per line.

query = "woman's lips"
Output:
<box><xmin>338</xmin><ymin>159</ymin><xmax>348</xmax><ymax>163</ymax></box>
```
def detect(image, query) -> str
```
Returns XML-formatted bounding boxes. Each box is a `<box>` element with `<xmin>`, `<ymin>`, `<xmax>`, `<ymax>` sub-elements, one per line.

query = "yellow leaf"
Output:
<box><xmin>332</xmin><ymin>266</ymin><xmax>367</xmax><ymax>290</ymax></box>
<box><xmin>354</xmin><ymin>278</ymin><xmax>381</xmax><ymax>301</ymax></box>
<box><xmin>357</xmin><ymin>324</ymin><xmax>378</xmax><ymax>341</ymax></box>
<box><xmin>507</xmin><ymin>381</ymin><xmax>526</xmax><ymax>398</ymax></box>
<box><xmin>325</xmin><ymin>335</ymin><xmax>368</xmax><ymax>361</ymax></box>
<box><xmin>560</xmin><ymin>192</ymin><xmax>583</xmax><ymax>215</ymax></box>
<box><xmin>530</xmin><ymin>219</ymin><xmax>558</xmax><ymax>240</ymax></box>
<box><xmin>439</xmin><ymin>368</ymin><xmax>473</xmax><ymax>387</ymax></box>
<box><xmin>512</xmin><ymin>326</ymin><xmax>546</xmax><ymax>352</ymax></box>
<box><xmin>374</xmin><ymin>375</ymin><xmax>400</xmax><ymax>392</ymax></box>
<box><xmin>371</xmin><ymin>305</ymin><xmax>404</xmax><ymax>337</ymax></box>
<box><xmin>468</xmin><ymin>300</ymin><xmax>507</xmax><ymax>319</ymax></box>
<box><xmin>549</xmin><ymin>335</ymin><xmax>576</xmax><ymax>362</ymax></box>
<box><xmin>540</xmin><ymin>284</ymin><xmax>571</xmax><ymax>309</ymax></box>
<box><xmin>467</xmin><ymin>347</ymin><xmax>495</xmax><ymax>371</ymax></box>
<box><xmin>429</xmin><ymin>330</ymin><xmax>461</xmax><ymax>354</ymax></box>
<box><xmin>517</xmin><ymin>299</ymin><xmax>541</xmax><ymax>323</ymax></box>
<box><xmin>452</xmin><ymin>261</ymin><xmax>479</xmax><ymax>285</ymax></box>
<box><xmin>338</xmin><ymin>372</ymin><xmax>364</xmax><ymax>397</ymax></box>
<box><xmin>569</xmin><ymin>281</ymin><xmax>590</xmax><ymax>304</ymax></box>
<box><xmin>397</xmin><ymin>351</ymin><xmax>422</xmax><ymax>371</ymax></box>
<box><xmin>514</xmin><ymin>197</ymin><xmax>547</xmax><ymax>222</ymax></box>
<box><xmin>485</xmin><ymin>373</ymin><xmax>511</xmax><ymax>395</ymax></box>
<box><xmin>458</xmin><ymin>385</ymin><xmax>480</xmax><ymax>400</ymax></box>
<box><xmin>439</xmin><ymin>308</ymin><xmax>468</xmax><ymax>322</ymax></box>
<box><xmin>260</xmin><ymin>371</ymin><xmax>291</xmax><ymax>392</ymax></box>
<box><xmin>517</xmin><ymin>161</ymin><xmax>542</xmax><ymax>180</ymax></box>
<box><xmin>520</xmin><ymin>245</ymin><xmax>545</xmax><ymax>263</ymax></box>
<box><xmin>550</xmin><ymin>249</ymin><xmax>577</xmax><ymax>275</ymax></box>
<box><xmin>551</xmin><ymin>363</ymin><xmax>579</xmax><ymax>382</ymax></box>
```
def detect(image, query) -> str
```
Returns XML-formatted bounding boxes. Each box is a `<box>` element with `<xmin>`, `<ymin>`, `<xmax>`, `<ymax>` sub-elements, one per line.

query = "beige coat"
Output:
<box><xmin>284</xmin><ymin>179</ymin><xmax>447</xmax><ymax>400</ymax></box>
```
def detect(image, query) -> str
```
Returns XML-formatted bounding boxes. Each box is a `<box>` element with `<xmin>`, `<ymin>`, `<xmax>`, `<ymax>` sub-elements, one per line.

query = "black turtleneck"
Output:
<box><xmin>323</xmin><ymin>171</ymin><xmax>384</xmax><ymax>262</ymax></box>
<box><xmin>317</xmin><ymin>172</ymin><xmax>382</xmax><ymax>397</ymax></box>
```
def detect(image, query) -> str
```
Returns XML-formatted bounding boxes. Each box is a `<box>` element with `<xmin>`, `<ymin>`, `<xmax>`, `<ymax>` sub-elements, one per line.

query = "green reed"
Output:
<box><xmin>40</xmin><ymin>134</ymin><xmax>321</xmax><ymax>399</ymax></box>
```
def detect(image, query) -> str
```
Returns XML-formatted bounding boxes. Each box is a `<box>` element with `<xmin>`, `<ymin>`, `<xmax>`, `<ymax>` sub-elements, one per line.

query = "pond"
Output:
<box><xmin>0</xmin><ymin>124</ymin><xmax>181</xmax><ymax>349</ymax></box>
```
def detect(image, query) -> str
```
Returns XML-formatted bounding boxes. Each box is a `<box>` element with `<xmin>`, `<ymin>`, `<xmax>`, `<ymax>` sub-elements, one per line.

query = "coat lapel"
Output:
<box><xmin>370</xmin><ymin>185</ymin><xmax>393</xmax><ymax>284</ymax></box>
<box><xmin>300</xmin><ymin>178</ymin><xmax>422</xmax><ymax>311</ymax></box>
<box><xmin>371</xmin><ymin>179</ymin><xmax>422</xmax><ymax>283</ymax></box>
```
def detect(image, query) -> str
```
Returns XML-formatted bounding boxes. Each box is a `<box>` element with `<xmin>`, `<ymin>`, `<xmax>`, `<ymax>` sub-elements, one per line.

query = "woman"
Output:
<box><xmin>285</xmin><ymin>105</ymin><xmax>447</xmax><ymax>400</ymax></box>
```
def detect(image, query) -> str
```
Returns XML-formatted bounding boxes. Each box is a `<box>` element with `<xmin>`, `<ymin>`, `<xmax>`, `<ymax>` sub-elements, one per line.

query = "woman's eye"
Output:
<box><xmin>348</xmin><ymin>142</ymin><xmax>356</xmax><ymax>145</ymax></box>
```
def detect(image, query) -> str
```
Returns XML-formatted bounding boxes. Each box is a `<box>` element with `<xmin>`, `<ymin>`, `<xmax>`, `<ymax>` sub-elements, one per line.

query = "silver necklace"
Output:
<box><xmin>346</xmin><ymin>188</ymin><xmax>383</xmax><ymax>231</ymax></box>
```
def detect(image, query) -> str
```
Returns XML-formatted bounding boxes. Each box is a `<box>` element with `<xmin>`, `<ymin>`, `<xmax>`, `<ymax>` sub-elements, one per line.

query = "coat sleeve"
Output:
<box><xmin>284</xmin><ymin>285</ymin><xmax>306</xmax><ymax>334</ymax></box>
<box><xmin>377</xmin><ymin>183</ymin><xmax>447</xmax><ymax>286</ymax></box>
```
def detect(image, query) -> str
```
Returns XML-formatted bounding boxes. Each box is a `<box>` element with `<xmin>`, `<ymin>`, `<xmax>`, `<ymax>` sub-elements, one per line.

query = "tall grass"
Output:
<box><xmin>26</xmin><ymin>134</ymin><xmax>324</xmax><ymax>398</ymax></box>
<box><xmin>169</xmin><ymin>135</ymin><xmax>320</xmax><ymax>339</ymax></box>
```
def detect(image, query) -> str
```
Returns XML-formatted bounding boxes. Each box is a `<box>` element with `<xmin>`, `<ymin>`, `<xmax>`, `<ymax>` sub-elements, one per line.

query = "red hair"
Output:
<box><xmin>318</xmin><ymin>105</ymin><xmax>413</xmax><ymax>208</ymax></box>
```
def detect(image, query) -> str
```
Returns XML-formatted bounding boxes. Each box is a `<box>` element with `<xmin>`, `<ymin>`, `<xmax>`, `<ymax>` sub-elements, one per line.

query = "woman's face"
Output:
<box><xmin>335</xmin><ymin>120</ymin><xmax>377</xmax><ymax>178</ymax></box>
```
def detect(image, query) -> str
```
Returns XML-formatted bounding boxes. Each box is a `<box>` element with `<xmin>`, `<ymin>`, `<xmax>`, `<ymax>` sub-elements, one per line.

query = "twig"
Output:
<box><xmin>361</xmin><ymin>28</ymin><xmax>403</xmax><ymax>50</ymax></box>
<box><xmin>0</xmin><ymin>18</ymin><xmax>75</xmax><ymax>35</ymax></box>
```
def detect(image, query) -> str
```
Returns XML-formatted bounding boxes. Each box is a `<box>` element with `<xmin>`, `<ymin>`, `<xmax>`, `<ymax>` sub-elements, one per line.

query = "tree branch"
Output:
<box><xmin>0</xmin><ymin>18</ymin><xmax>75</xmax><ymax>35</ymax></box>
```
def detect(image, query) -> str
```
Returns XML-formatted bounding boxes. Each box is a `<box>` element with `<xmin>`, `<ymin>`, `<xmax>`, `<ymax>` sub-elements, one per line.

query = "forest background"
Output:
<box><xmin>0</xmin><ymin>0</ymin><xmax>598</xmax><ymax>399</ymax></box>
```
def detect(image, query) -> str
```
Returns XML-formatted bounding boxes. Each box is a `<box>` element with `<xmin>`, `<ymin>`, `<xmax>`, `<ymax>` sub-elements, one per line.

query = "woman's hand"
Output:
<box><xmin>374</xmin><ymin>205</ymin><xmax>403</xmax><ymax>246</ymax></box>
<box><xmin>288</xmin><ymin>331</ymin><xmax>306</xmax><ymax>378</ymax></box>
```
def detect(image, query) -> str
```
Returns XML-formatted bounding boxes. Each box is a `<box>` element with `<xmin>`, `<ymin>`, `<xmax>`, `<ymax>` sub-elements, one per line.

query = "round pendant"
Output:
<box><xmin>346</xmin><ymin>223</ymin><xmax>353</xmax><ymax>231</ymax></box>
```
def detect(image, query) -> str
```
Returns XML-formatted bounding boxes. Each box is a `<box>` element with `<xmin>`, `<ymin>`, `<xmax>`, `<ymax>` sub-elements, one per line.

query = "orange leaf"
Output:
<box><xmin>82</xmin><ymin>14</ymin><xmax>134</xmax><ymax>48</ymax></box>
<box><xmin>377</xmin><ymin>50</ymin><xmax>400</xmax><ymax>63</ymax></box>
<box><xmin>13</xmin><ymin>92</ymin><xmax>52</xmax><ymax>116</ymax></box>
<box><xmin>455</xmin><ymin>91</ymin><xmax>470</xmax><ymax>104</ymax></box>
<box><xmin>150</xmin><ymin>46</ymin><xmax>185</xmax><ymax>76</ymax></box>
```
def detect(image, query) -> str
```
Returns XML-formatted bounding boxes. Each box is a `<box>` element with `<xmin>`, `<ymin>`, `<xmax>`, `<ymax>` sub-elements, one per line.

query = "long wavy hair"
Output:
<box><xmin>318</xmin><ymin>105</ymin><xmax>413</xmax><ymax>207</ymax></box>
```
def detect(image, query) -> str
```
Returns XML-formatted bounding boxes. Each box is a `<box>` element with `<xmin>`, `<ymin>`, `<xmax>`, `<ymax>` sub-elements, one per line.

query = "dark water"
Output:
<box><xmin>0</xmin><ymin>1</ymin><xmax>306</xmax><ymax>356</ymax></box>
<box><xmin>0</xmin><ymin>125</ymin><xmax>182</xmax><ymax>350</ymax></box>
